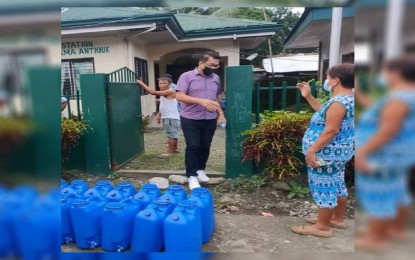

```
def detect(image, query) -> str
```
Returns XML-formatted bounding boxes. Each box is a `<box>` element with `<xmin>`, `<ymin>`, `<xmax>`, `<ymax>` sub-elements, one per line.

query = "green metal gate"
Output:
<box><xmin>79</xmin><ymin>67</ymin><xmax>144</xmax><ymax>175</ymax></box>
<box><xmin>107</xmin><ymin>67</ymin><xmax>144</xmax><ymax>170</ymax></box>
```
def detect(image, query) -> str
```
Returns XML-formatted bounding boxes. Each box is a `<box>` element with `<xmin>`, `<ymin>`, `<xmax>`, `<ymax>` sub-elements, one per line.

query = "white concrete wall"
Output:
<box><xmin>60</xmin><ymin>37</ymin><xmax>241</xmax><ymax>117</ymax></box>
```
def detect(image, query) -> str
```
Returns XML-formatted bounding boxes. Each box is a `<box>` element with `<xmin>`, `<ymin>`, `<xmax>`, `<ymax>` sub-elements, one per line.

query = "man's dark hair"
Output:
<box><xmin>199</xmin><ymin>51</ymin><xmax>220</xmax><ymax>62</ymax></box>
<box><xmin>327</xmin><ymin>63</ymin><xmax>354</xmax><ymax>89</ymax></box>
<box><xmin>384</xmin><ymin>55</ymin><xmax>415</xmax><ymax>82</ymax></box>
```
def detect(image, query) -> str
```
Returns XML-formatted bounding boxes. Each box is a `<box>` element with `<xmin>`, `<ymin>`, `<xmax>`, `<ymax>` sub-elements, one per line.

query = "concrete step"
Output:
<box><xmin>117</xmin><ymin>169</ymin><xmax>225</xmax><ymax>179</ymax></box>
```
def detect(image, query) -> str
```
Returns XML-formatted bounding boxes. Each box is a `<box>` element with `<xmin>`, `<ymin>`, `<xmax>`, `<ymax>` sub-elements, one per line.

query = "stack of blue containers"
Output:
<box><xmin>0</xmin><ymin>185</ymin><xmax>60</xmax><ymax>260</ymax></box>
<box><xmin>61</xmin><ymin>179</ymin><xmax>216</xmax><ymax>252</ymax></box>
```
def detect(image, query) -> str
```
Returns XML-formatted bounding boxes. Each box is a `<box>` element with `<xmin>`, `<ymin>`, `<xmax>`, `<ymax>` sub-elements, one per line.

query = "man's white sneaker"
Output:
<box><xmin>196</xmin><ymin>170</ymin><xmax>210</xmax><ymax>183</ymax></box>
<box><xmin>188</xmin><ymin>176</ymin><xmax>201</xmax><ymax>190</ymax></box>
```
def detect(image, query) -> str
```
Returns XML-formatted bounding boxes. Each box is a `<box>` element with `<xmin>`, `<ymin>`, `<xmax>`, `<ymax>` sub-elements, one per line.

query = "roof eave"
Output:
<box><xmin>283</xmin><ymin>7</ymin><xmax>354</xmax><ymax>49</ymax></box>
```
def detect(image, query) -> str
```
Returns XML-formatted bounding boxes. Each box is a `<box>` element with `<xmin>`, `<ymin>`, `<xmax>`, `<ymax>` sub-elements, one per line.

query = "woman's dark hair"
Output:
<box><xmin>327</xmin><ymin>63</ymin><xmax>354</xmax><ymax>89</ymax></box>
<box><xmin>384</xmin><ymin>55</ymin><xmax>415</xmax><ymax>82</ymax></box>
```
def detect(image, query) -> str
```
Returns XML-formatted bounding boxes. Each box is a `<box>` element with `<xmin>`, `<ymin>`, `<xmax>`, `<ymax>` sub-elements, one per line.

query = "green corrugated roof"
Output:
<box><xmin>61</xmin><ymin>7</ymin><xmax>168</xmax><ymax>23</ymax></box>
<box><xmin>61</xmin><ymin>7</ymin><xmax>280</xmax><ymax>38</ymax></box>
<box><xmin>174</xmin><ymin>13</ymin><xmax>277</xmax><ymax>33</ymax></box>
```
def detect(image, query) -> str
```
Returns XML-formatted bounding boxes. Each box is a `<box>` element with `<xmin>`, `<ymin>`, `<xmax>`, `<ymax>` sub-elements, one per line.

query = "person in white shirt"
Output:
<box><xmin>137</xmin><ymin>77</ymin><xmax>180</xmax><ymax>157</ymax></box>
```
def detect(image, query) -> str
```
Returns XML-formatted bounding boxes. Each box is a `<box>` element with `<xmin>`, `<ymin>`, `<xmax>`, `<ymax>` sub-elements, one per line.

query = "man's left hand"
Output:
<box><xmin>218</xmin><ymin>113</ymin><xmax>226</xmax><ymax>124</ymax></box>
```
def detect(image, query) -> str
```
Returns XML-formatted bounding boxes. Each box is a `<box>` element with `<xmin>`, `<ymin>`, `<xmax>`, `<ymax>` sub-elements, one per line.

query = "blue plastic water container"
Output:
<box><xmin>133</xmin><ymin>183</ymin><xmax>161</xmax><ymax>209</ymax></box>
<box><xmin>13</xmin><ymin>193</ymin><xmax>60</xmax><ymax>260</ymax></box>
<box><xmin>164</xmin><ymin>199</ymin><xmax>202</xmax><ymax>252</ymax></box>
<box><xmin>117</xmin><ymin>181</ymin><xmax>137</xmax><ymax>197</ymax></box>
<box><xmin>61</xmin><ymin>252</ymin><xmax>100</xmax><ymax>260</ymax></box>
<box><xmin>62</xmin><ymin>179</ymin><xmax>89</xmax><ymax>199</ymax></box>
<box><xmin>61</xmin><ymin>179</ymin><xmax>68</xmax><ymax>189</ymax></box>
<box><xmin>105</xmin><ymin>182</ymin><xmax>136</xmax><ymax>202</ymax></box>
<box><xmin>84</xmin><ymin>180</ymin><xmax>114</xmax><ymax>201</ymax></box>
<box><xmin>159</xmin><ymin>185</ymin><xmax>187</xmax><ymax>207</ymax></box>
<box><xmin>188</xmin><ymin>187</ymin><xmax>215</xmax><ymax>242</ymax></box>
<box><xmin>70</xmin><ymin>199</ymin><xmax>106</xmax><ymax>249</ymax></box>
<box><xmin>100</xmin><ymin>252</ymin><xmax>146</xmax><ymax>260</ymax></box>
<box><xmin>0</xmin><ymin>193</ymin><xmax>19</xmax><ymax>258</ymax></box>
<box><xmin>131</xmin><ymin>198</ymin><xmax>174</xmax><ymax>252</ymax></box>
<box><xmin>61</xmin><ymin>197</ymin><xmax>77</xmax><ymax>244</ymax></box>
<box><xmin>101</xmin><ymin>202</ymin><xmax>141</xmax><ymax>252</ymax></box>
<box><xmin>0</xmin><ymin>186</ymin><xmax>38</xmax><ymax>258</ymax></box>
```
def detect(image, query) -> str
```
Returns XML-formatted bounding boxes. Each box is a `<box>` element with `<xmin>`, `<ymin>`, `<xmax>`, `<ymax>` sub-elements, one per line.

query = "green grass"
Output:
<box><xmin>122</xmin><ymin>128</ymin><xmax>225</xmax><ymax>173</ymax></box>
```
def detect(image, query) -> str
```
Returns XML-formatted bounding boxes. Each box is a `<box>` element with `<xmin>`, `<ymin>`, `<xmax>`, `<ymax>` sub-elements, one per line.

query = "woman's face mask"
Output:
<box><xmin>376</xmin><ymin>73</ymin><xmax>389</xmax><ymax>89</ymax></box>
<box><xmin>323</xmin><ymin>79</ymin><xmax>332</xmax><ymax>92</ymax></box>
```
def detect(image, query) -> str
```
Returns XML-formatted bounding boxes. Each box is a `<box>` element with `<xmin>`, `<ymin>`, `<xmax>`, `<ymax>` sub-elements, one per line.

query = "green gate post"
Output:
<box><xmin>255</xmin><ymin>82</ymin><xmax>260</xmax><ymax>124</ymax></box>
<box><xmin>225</xmin><ymin>65</ymin><xmax>254</xmax><ymax>179</ymax></box>
<box><xmin>295</xmin><ymin>89</ymin><xmax>301</xmax><ymax>113</ymax></box>
<box><xmin>268</xmin><ymin>81</ymin><xmax>274</xmax><ymax>111</ymax></box>
<box><xmin>80</xmin><ymin>74</ymin><xmax>111</xmax><ymax>175</ymax></box>
<box><xmin>311</xmin><ymin>79</ymin><xmax>316</xmax><ymax>97</ymax></box>
<box><xmin>27</xmin><ymin>67</ymin><xmax>61</xmax><ymax>179</ymax></box>
<box><xmin>281</xmin><ymin>81</ymin><xmax>287</xmax><ymax>110</ymax></box>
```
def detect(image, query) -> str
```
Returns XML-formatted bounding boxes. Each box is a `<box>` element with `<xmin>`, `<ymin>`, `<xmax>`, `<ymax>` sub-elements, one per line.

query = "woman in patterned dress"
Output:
<box><xmin>355</xmin><ymin>56</ymin><xmax>415</xmax><ymax>251</ymax></box>
<box><xmin>291</xmin><ymin>64</ymin><xmax>355</xmax><ymax>238</ymax></box>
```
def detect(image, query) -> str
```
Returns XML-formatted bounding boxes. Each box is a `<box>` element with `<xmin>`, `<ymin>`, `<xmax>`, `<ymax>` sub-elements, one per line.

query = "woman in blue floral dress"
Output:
<box><xmin>291</xmin><ymin>64</ymin><xmax>354</xmax><ymax>238</ymax></box>
<box><xmin>355</xmin><ymin>56</ymin><xmax>415</xmax><ymax>251</ymax></box>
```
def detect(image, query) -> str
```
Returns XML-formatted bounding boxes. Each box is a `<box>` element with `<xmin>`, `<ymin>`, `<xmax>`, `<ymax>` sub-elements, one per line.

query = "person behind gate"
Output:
<box><xmin>136</xmin><ymin>77</ymin><xmax>180</xmax><ymax>157</ymax></box>
<box><xmin>176</xmin><ymin>51</ymin><xmax>226</xmax><ymax>190</ymax></box>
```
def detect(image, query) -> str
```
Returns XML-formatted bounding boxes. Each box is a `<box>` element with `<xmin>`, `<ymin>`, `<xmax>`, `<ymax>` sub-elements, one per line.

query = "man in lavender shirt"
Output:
<box><xmin>176</xmin><ymin>51</ymin><xmax>226</xmax><ymax>190</ymax></box>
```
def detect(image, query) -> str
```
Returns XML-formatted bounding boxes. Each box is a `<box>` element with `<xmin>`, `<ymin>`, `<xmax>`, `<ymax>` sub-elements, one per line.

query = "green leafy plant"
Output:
<box><xmin>228</xmin><ymin>174</ymin><xmax>267</xmax><ymax>191</ymax></box>
<box><xmin>242</xmin><ymin>111</ymin><xmax>312</xmax><ymax>180</ymax></box>
<box><xmin>0</xmin><ymin>117</ymin><xmax>34</xmax><ymax>156</ymax></box>
<box><xmin>61</xmin><ymin>118</ymin><xmax>91</xmax><ymax>162</ymax></box>
<box><xmin>287</xmin><ymin>180</ymin><xmax>310</xmax><ymax>199</ymax></box>
<box><xmin>142</xmin><ymin>115</ymin><xmax>151</xmax><ymax>131</ymax></box>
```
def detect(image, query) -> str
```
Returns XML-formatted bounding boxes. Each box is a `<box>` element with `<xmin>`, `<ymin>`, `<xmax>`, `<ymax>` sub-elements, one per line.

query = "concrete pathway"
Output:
<box><xmin>61</xmin><ymin>214</ymin><xmax>354</xmax><ymax>253</ymax></box>
<box><xmin>203</xmin><ymin>214</ymin><xmax>354</xmax><ymax>252</ymax></box>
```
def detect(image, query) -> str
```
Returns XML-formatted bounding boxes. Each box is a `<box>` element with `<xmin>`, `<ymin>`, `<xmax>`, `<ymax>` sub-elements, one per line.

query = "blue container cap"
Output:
<box><xmin>96</xmin><ymin>180</ymin><xmax>112</xmax><ymax>187</ymax></box>
<box><xmin>106</xmin><ymin>202</ymin><xmax>124</xmax><ymax>211</ymax></box>
<box><xmin>142</xmin><ymin>183</ymin><xmax>158</xmax><ymax>190</ymax></box>
<box><xmin>134</xmin><ymin>193</ymin><xmax>144</xmax><ymax>199</ymax></box>
<box><xmin>72</xmin><ymin>199</ymin><xmax>88</xmax><ymax>208</ymax></box>
<box><xmin>179</xmin><ymin>199</ymin><xmax>197</xmax><ymax>208</ymax></box>
<box><xmin>167</xmin><ymin>185</ymin><xmax>184</xmax><ymax>191</ymax></box>
<box><xmin>191</xmin><ymin>187</ymin><xmax>209</xmax><ymax>194</ymax></box>
<box><xmin>118</xmin><ymin>182</ymin><xmax>133</xmax><ymax>188</ymax></box>
<box><xmin>71</xmin><ymin>179</ymin><xmax>86</xmax><ymax>185</ymax></box>
<box><xmin>107</xmin><ymin>191</ymin><xmax>119</xmax><ymax>197</ymax></box>
<box><xmin>171</xmin><ymin>214</ymin><xmax>180</xmax><ymax>221</ymax></box>
<box><xmin>153</xmin><ymin>198</ymin><xmax>171</xmax><ymax>206</ymax></box>
<box><xmin>142</xmin><ymin>209</ymin><xmax>152</xmax><ymax>217</ymax></box>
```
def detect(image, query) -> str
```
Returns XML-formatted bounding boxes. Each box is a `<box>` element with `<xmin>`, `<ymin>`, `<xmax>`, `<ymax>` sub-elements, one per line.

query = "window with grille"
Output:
<box><xmin>134</xmin><ymin>57</ymin><xmax>148</xmax><ymax>95</ymax></box>
<box><xmin>61</xmin><ymin>58</ymin><xmax>94</xmax><ymax>97</ymax></box>
<box><xmin>342</xmin><ymin>53</ymin><xmax>355</xmax><ymax>64</ymax></box>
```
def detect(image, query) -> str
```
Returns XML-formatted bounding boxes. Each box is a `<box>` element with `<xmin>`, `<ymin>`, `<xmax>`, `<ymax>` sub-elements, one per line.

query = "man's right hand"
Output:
<box><xmin>199</xmin><ymin>99</ymin><xmax>221</xmax><ymax>112</ymax></box>
<box><xmin>296</xmin><ymin>82</ymin><xmax>312</xmax><ymax>98</ymax></box>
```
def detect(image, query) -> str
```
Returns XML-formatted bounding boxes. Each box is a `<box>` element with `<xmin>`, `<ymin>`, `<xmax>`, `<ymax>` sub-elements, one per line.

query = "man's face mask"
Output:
<box><xmin>203</xmin><ymin>66</ymin><xmax>215</xmax><ymax>76</ymax></box>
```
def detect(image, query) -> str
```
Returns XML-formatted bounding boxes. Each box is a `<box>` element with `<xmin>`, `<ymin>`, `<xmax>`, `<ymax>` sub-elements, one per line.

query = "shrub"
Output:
<box><xmin>287</xmin><ymin>180</ymin><xmax>310</xmax><ymax>199</ymax></box>
<box><xmin>0</xmin><ymin>117</ymin><xmax>33</xmax><ymax>156</ymax></box>
<box><xmin>61</xmin><ymin>118</ymin><xmax>91</xmax><ymax>162</ymax></box>
<box><xmin>241</xmin><ymin>110</ymin><xmax>312</xmax><ymax>180</ymax></box>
